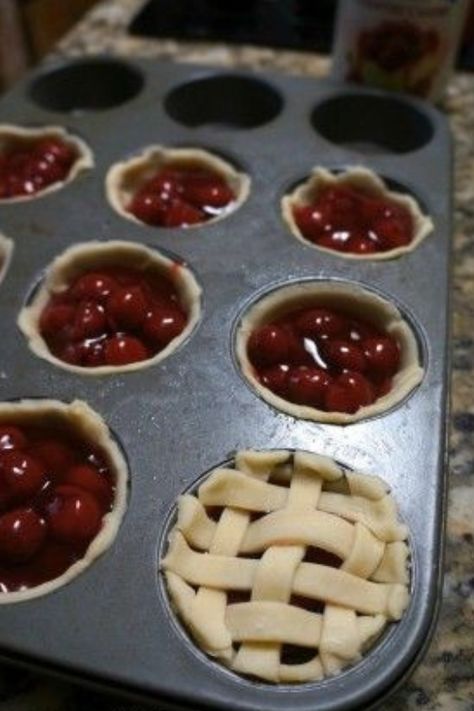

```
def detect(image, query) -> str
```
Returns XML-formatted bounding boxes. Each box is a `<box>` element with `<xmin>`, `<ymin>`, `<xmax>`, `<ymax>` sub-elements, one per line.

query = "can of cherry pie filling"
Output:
<box><xmin>331</xmin><ymin>0</ymin><xmax>469</xmax><ymax>101</ymax></box>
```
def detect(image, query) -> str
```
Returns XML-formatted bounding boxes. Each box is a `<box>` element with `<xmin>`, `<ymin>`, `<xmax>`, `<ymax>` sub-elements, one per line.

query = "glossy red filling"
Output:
<box><xmin>292</xmin><ymin>185</ymin><xmax>413</xmax><ymax>254</ymax></box>
<box><xmin>127</xmin><ymin>165</ymin><xmax>236</xmax><ymax>227</ymax></box>
<box><xmin>0</xmin><ymin>137</ymin><xmax>77</xmax><ymax>199</ymax></box>
<box><xmin>247</xmin><ymin>306</ymin><xmax>400</xmax><ymax>414</ymax></box>
<box><xmin>0</xmin><ymin>422</ymin><xmax>115</xmax><ymax>592</ymax></box>
<box><xmin>39</xmin><ymin>264</ymin><xmax>188</xmax><ymax>368</ymax></box>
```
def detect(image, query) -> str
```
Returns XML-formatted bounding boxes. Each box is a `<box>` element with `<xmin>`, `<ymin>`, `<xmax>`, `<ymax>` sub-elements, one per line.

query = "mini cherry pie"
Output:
<box><xmin>282</xmin><ymin>167</ymin><xmax>433</xmax><ymax>259</ymax></box>
<box><xmin>236</xmin><ymin>281</ymin><xmax>423</xmax><ymax>424</ymax></box>
<box><xmin>18</xmin><ymin>241</ymin><xmax>201</xmax><ymax>374</ymax></box>
<box><xmin>106</xmin><ymin>146</ymin><xmax>250</xmax><ymax>229</ymax></box>
<box><xmin>0</xmin><ymin>399</ymin><xmax>127</xmax><ymax>603</ymax></box>
<box><xmin>162</xmin><ymin>449</ymin><xmax>410</xmax><ymax>683</ymax></box>
<box><xmin>0</xmin><ymin>125</ymin><xmax>93</xmax><ymax>202</ymax></box>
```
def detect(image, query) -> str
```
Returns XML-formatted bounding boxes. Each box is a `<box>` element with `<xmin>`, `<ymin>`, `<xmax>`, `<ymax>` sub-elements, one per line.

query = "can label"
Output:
<box><xmin>331</xmin><ymin>0</ymin><xmax>469</xmax><ymax>101</ymax></box>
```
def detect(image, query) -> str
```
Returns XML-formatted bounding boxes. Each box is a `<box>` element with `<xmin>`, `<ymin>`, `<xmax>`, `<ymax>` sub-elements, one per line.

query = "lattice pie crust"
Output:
<box><xmin>162</xmin><ymin>450</ymin><xmax>410</xmax><ymax>683</ymax></box>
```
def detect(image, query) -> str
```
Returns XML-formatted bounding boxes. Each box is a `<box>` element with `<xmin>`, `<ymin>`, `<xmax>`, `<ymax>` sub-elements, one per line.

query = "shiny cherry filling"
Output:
<box><xmin>247</xmin><ymin>306</ymin><xmax>400</xmax><ymax>414</ymax></box>
<box><xmin>128</xmin><ymin>165</ymin><xmax>236</xmax><ymax>227</ymax></box>
<box><xmin>292</xmin><ymin>185</ymin><xmax>413</xmax><ymax>254</ymax></box>
<box><xmin>39</xmin><ymin>264</ymin><xmax>188</xmax><ymax>368</ymax></box>
<box><xmin>0</xmin><ymin>422</ymin><xmax>115</xmax><ymax>592</ymax></box>
<box><xmin>0</xmin><ymin>137</ymin><xmax>77</xmax><ymax>199</ymax></box>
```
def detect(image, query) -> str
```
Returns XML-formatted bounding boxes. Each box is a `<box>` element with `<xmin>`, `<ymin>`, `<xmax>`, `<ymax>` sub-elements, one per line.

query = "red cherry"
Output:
<box><xmin>164</xmin><ymin>198</ymin><xmax>205</xmax><ymax>227</ymax></box>
<box><xmin>35</xmin><ymin>138</ymin><xmax>76</xmax><ymax>167</ymax></box>
<box><xmin>295</xmin><ymin>308</ymin><xmax>347</xmax><ymax>341</ymax></box>
<box><xmin>259</xmin><ymin>364</ymin><xmax>290</xmax><ymax>397</ymax></box>
<box><xmin>70</xmin><ymin>272</ymin><xmax>118</xmax><ymax>303</ymax></box>
<box><xmin>347</xmin><ymin>234</ymin><xmax>378</xmax><ymax>254</ymax></box>
<box><xmin>129</xmin><ymin>192</ymin><xmax>168</xmax><ymax>225</ymax></box>
<box><xmin>46</xmin><ymin>485</ymin><xmax>102</xmax><ymax>545</ymax></box>
<box><xmin>26</xmin><ymin>157</ymin><xmax>64</xmax><ymax>186</ymax></box>
<box><xmin>143</xmin><ymin>305</ymin><xmax>187</xmax><ymax>348</ymax></box>
<box><xmin>0</xmin><ymin>426</ymin><xmax>26</xmax><ymax>451</ymax></box>
<box><xmin>28</xmin><ymin>541</ymin><xmax>72</xmax><ymax>583</ymax></box>
<box><xmin>347</xmin><ymin>318</ymin><xmax>381</xmax><ymax>343</ymax></box>
<box><xmin>321</xmin><ymin>187</ymin><xmax>358</xmax><ymax>228</ymax></box>
<box><xmin>323</xmin><ymin>340</ymin><xmax>367</xmax><ymax>372</ymax></box>
<box><xmin>316</xmin><ymin>231</ymin><xmax>352</xmax><ymax>252</ymax></box>
<box><xmin>107</xmin><ymin>286</ymin><xmax>149</xmax><ymax>330</ymax></box>
<box><xmin>39</xmin><ymin>303</ymin><xmax>75</xmax><ymax>336</ymax></box>
<box><xmin>147</xmin><ymin>170</ymin><xmax>183</xmax><ymax>200</ymax></box>
<box><xmin>104</xmin><ymin>335</ymin><xmax>149</xmax><ymax>365</ymax></box>
<box><xmin>287</xmin><ymin>366</ymin><xmax>332</xmax><ymax>407</ymax></box>
<box><xmin>33</xmin><ymin>439</ymin><xmax>76</xmax><ymax>475</ymax></box>
<box><xmin>247</xmin><ymin>325</ymin><xmax>291</xmax><ymax>367</ymax></box>
<box><xmin>0</xmin><ymin>508</ymin><xmax>46</xmax><ymax>563</ymax></box>
<box><xmin>182</xmin><ymin>175</ymin><xmax>234</xmax><ymax>209</ymax></box>
<box><xmin>77</xmin><ymin>338</ymin><xmax>106</xmax><ymax>367</ymax></box>
<box><xmin>72</xmin><ymin>301</ymin><xmax>107</xmax><ymax>340</ymax></box>
<box><xmin>293</xmin><ymin>204</ymin><xmax>328</xmax><ymax>241</ymax></box>
<box><xmin>372</xmin><ymin>217</ymin><xmax>411</xmax><ymax>249</ymax></box>
<box><xmin>0</xmin><ymin>452</ymin><xmax>46</xmax><ymax>504</ymax></box>
<box><xmin>324</xmin><ymin>384</ymin><xmax>360</xmax><ymax>414</ymax></box>
<box><xmin>64</xmin><ymin>465</ymin><xmax>111</xmax><ymax>507</ymax></box>
<box><xmin>337</xmin><ymin>371</ymin><xmax>375</xmax><ymax>406</ymax></box>
<box><xmin>376</xmin><ymin>376</ymin><xmax>393</xmax><ymax>397</ymax></box>
<box><xmin>58</xmin><ymin>342</ymin><xmax>82</xmax><ymax>365</ymax></box>
<box><xmin>363</xmin><ymin>337</ymin><xmax>400</xmax><ymax>376</ymax></box>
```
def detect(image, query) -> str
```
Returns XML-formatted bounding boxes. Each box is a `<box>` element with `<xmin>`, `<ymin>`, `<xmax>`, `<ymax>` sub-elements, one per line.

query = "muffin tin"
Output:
<box><xmin>0</xmin><ymin>57</ymin><xmax>451</xmax><ymax>710</ymax></box>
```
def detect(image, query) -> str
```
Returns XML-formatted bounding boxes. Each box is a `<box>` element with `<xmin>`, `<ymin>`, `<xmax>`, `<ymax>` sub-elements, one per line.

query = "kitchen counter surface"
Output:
<box><xmin>0</xmin><ymin>1</ymin><xmax>472</xmax><ymax>709</ymax></box>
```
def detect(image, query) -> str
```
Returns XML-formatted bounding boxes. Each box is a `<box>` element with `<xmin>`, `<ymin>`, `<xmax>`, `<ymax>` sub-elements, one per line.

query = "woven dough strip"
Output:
<box><xmin>162</xmin><ymin>450</ymin><xmax>410</xmax><ymax>683</ymax></box>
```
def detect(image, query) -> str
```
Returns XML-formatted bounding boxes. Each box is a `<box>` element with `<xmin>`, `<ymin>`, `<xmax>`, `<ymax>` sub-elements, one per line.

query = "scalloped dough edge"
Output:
<box><xmin>281</xmin><ymin>166</ymin><xmax>434</xmax><ymax>261</ymax></box>
<box><xmin>0</xmin><ymin>398</ymin><xmax>128</xmax><ymax>604</ymax></box>
<box><xmin>105</xmin><ymin>145</ymin><xmax>250</xmax><ymax>227</ymax></box>
<box><xmin>18</xmin><ymin>240</ymin><xmax>202</xmax><ymax>376</ymax></box>
<box><xmin>0</xmin><ymin>232</ymin><xmax>13</xmax><ymax>285</ymax></box>
<box><xmin>235</xmin><ymin>281</ymin><xmax>424</xmax><ymax>424</ymax></box>
<box><xmin>0</xmin><ymin>124</ymin><xmax>94</xmax><ymax>203</ymax></box>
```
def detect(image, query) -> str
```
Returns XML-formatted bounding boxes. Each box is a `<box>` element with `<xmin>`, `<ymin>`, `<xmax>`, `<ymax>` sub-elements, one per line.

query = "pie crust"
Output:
<box><xmin>162</xmin><ymin>449</ymin><xmax>410</xmax><ymax>683</ymax></box>
<box><xmin>0</xmin><ymin>124</ymin><xmax>94</xmax><ymax>203</ymax></box>
<box><xmin>17</xmin><ymin>240</ymin><xmax>201</xmax><ymax>375</ymax></box>
<box><xmin>282</xmin><ymin>167</ymin><xmax>433</xmax><ymax>260</ymax></box>
<box><xmin>105</xmin><ymin>146</ymin><xmax>250</xmax><ymax>227</ymax></box>
<box><xmin>235</xmin><ymin>281</ymin><xmax>423</xmax><ymax>424</ymax></box>
<box><xmin>0</xmin><ymin>231</ymin><xmax>13</xmax><ymax>285</ymax></box>
<box><xmin>0</xmin><ymin>398</ymin><xmax>128</xmax><ymax>604</ymax></box>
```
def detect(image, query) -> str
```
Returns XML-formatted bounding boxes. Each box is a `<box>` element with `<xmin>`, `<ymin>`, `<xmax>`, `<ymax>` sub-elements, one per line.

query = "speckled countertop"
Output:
<box><xmin>0</xmin><ymin>1</ymin><xmax>473</xmax><ymax>709</ymax></box>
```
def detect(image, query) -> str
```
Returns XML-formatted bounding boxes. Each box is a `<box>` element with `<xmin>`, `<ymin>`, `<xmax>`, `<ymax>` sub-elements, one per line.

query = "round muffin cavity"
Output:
<box><xmin>106</xmin><ymin>146</ymin><xmax>250</xmax><ymax>228</ymax></box>
<box><xmin>0</xmin><ymin>232</ymin><xmax>13</xmax><ymax>285</ymax></box>
<box><xmin>235</xmin><ymin>281</ymin><xmax>423</xmax><ymax>424</ymax></box>
<box><xmin>18</xmin><ymin>241</ymin><xmax>201</xmax><ymax>375</ymax></box>
<box><xmin>161</xmin><ymin>449</ymin><xmax>411</xmax><ymax>684</ymax></box>
<box><xmin>282</xmin><ymin>167</ymin><xmax>433</xmax><ymax>259</ymax></box>
<box><xmin>0</xmin><ymin>124</ymin><xmax>93</xmax><ymax>202</ymax></box>
<box><xmin>0</xmin><ymin>399</ymin><xmax>127</xmax><ymax>603</ymax></box>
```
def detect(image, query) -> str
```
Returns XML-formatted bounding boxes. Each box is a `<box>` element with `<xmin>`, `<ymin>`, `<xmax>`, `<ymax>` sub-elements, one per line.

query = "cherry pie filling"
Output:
<box><xmin>292</xmin><ymin>185</ymin><xmax>413</xmax><ymax>254</ymax></box>
<box><xmin>0</xmin><ymin>137</ymin><xmax>78</xmax><ymax>199</ymax></box>
<box><xmin>0</xmin><ymin>422</ymin><xmax>115</xmax><ymax>592</ymax></box>
<box><xmin>247</xmin><ymin>306</ymin><xmax>401</xmax><ymax>414</ymax></box>
<box><xmin>39</xmin><ymin>264</ymin><xmax>188</xmax><ymax>368</ymax></box>
<box><xmin>128</xmin><ymin>164</ymin><xmax>236</xmax><ymax>227</ymax></box>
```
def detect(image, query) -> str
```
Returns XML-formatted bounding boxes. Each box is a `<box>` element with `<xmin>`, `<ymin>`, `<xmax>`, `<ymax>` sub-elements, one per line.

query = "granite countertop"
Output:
<box><xmin>0</xmin><ymin>1</ymin><xmax>473</xmax><ymax>709</ymax></box>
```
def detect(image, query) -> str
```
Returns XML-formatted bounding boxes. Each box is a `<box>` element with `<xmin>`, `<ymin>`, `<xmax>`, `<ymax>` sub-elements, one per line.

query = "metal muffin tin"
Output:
<box><xmin>0</xmin><ymin>57</ymin><xmax>451</xmax><ymax>710</ymax></box>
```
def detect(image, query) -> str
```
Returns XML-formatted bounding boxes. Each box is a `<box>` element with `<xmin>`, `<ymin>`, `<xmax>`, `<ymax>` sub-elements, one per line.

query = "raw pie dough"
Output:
<box><xmin>0</xmin><ymin>124</ymin><xmax>94</xmax><ymax>203</ymax></box>
<box><xmin>18</xmin><ymin>240</ymin><xmax>201</xmax><ymax>375</ymax></box>
<box><xmin>235</xmin><ymin>280</ymin><xmax>424</xmax><ymax>424</ymax></box>
<box><xmin>105</xmin><ymin>146</ymin><xmax>250</xmax><ymax>226</ymax></box>
<box><xmin>282</xmin><ymin>167</ymin><xmax>433</xmax><ymax>260</ymax></box>
<box><xmin>0</xmin><ymin>231</ymin><xmax>13</xmax><ymax>285</ymax></box>
<box><xmin>162</xmin><ymin>449</ymin><xmax>410</xmax><ymax>683</ymax></box>
<box><xmin>0</xmin><ymin>399</ymin><xmax>128</xmax><ymax>604</ymax></box>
